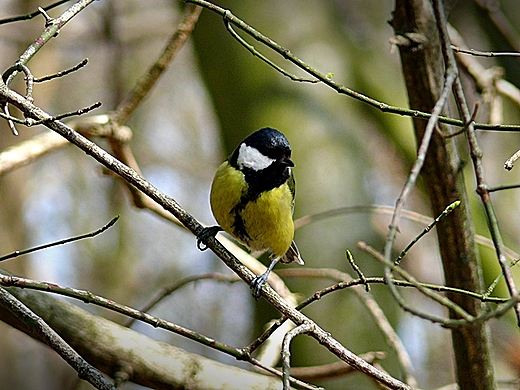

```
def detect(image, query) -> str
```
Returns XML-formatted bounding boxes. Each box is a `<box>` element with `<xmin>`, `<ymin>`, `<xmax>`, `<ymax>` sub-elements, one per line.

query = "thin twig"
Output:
<box><xmin>18</xmin><ymin>102</ymin><xmax>104</xmax><ymax>128</ymax></box>
<box><xmin>382</xmin><ymin>66</ymin><xmax>457</xmax><ymax>323</ymax></box>
<box><xmin>318</xmin><ymin>261</ymin><xmax>417</xmax><ymax>387</ymax></box>
<box><xmin>359</xmin><ymin>241</ymin><xmax>520</xmax><ymax>327</ymax></box>
<box><xmin>37</xmin><ymin>7</ymin><xmax>55</xmax><ymax>28</ymax></box>
<box><xmin>0</xmin><ymin>0</ymin><xmax>71</xmax><ymax>25</ymax></box>
<box><xmin>253</xmin><ymin>269</ymin><xmax>508</xmax><ymax>346</ymax></box>
<box><xmin>274</xmin><ymin>269</ymin><xmax>509</xmax><ymax>304</ymax></box>
<box><xmin>345</xmin><ymin>249</ymin><xmax>369</xmax><ymax>291</ymax></box>
<box><xmin>0</xmin><ymin>215</ymin><xmax>120</xmax><ymax>262</ymax></box>
<box><xmin>1</xmin><ymin>0</ymin><xmax>98</xmax><ymax>136</ymax></box>
<box><xmin>484</xmin><ymin>257</ymin><xmax>520</xmax><ymax>297</ymax></box>
<box><xmin>40</xmin><ymin>101</ymin><xmax>102</xmax><ymax>123</ymax></box>
<box><xmin>0</xmin><ymin>108</ymin><xmax>26</xmax><ymax>125</ymax></box>
<box><xmin>450</xmin><ymin>45</ymin><xmax>520</xmax><ymax>57</ymax></box>
<box><xmin>9</xmin><ymin>0</ymin><xmax>98</xmax><ymax>78</ymax></box>
<box><xmin>449</xmin><ymin>25</ymin><xmax>520</xmax><ymax>113</ymax></box>
<box><xmin>2</xmin><ymin>103</ymin><xmax>19</xmax><ymax>135</ymax></box>
<box><xmin>253</xmin><ymin>266</ymin><xmax>421</xmax><ymax>388</ymax></box>
<box><xmin>488</xmin><ymin>183</ymin><xmax>520</xmax><ymax>192</ymax></box>
<box><xmin>286</xmin><ymin>351</ymin><xmax>386</xmax><ymax>382</ymax></box>
<box><xmin>504</xmin><ymin>150</ymin><xmax>520</xmax><ymax>171</ymax></box>
<box><xmin>360</xmin><ymin>242</ymin><xmax>476</xmax><ymax>325</ymax></box>
<box><xmin>442</xmin><ymin>102</ymin><xmax>479</xmax><ymax>139</ymax></box>
<box><xmin>383</xmin><ymin>69</ymin><xmax>456</xmax><ymax>262</ymax></box>
<box><xmin>395</xmin><ymin>201</ymin><xmax>460</xmax><ymax>265</ymax></box>
<box><xmin>2</xmin><ymin>62</ymin><xmax>35</xmax><ymax>134</ymax></box>
<box><xmin>34</xmin><ymin>58</ymin><xmax>89</xmax><ymax>83</ymax></box>
<box><xmin>223</xmin><ymin>12</ymin><xmax>318</xmax><ymax>83</ymax></box>
<box><xmin>247</xmin><ymin>355</ymin><xmax>318</xmax><ymax>390</ymax></box>
<box><xmin>2</xmin><ymin>63</ymin><xmax>36</xmax><ymax>102</ymax></box>
<box><xmin>124</xmin><ymin>273</ymin><xmax>240</xmax><ymax>327</ymax></box>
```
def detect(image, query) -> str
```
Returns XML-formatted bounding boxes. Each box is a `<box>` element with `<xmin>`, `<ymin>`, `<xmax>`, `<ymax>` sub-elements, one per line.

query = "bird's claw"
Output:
<box><xmin>196</xmin><ymin>226</ymin><xmax>223</xmax><ymax>251</ymax></box>
<box><xmin>251</xmin><ymin>272</ymin><xmax>269</xmax><ymax>299</ymax></box>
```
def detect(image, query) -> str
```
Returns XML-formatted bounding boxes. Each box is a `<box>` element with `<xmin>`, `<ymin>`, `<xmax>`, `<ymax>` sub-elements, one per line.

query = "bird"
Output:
<box><xmin>197</xmin><ymin>127</ymin><xmax>304</xmax><ymax>298</ymax></box>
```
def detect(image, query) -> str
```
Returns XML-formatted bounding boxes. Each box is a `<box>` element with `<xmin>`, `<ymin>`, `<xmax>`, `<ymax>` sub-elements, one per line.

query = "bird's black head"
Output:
<box><xmin>230</xmin><ymin>127</ymin><xmax>293</xmax><ymax>171</ymax></box>
<box><xmin>229</xmin><ymin>127</ymin><xmax>295</xmax><ymax>199</ymax></box>
<box><xmin>243</xmin><ymin>127</ymin><xmax>292</xmax><ymax>162</ymax></box>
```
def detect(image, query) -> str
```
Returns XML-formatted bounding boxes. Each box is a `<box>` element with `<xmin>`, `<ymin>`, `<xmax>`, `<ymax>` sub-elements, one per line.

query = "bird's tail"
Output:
<box><xmin>280</xmin><ymin>241</ymin><xmax>304</xmax><ymax>265</ymax></box>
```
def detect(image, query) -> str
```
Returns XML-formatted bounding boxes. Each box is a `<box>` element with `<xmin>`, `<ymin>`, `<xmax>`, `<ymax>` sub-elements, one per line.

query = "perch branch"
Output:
<box><xmin>0</xmin><ymin>79</ymin><xmax>411</xmax><ymax>389</ymax></box>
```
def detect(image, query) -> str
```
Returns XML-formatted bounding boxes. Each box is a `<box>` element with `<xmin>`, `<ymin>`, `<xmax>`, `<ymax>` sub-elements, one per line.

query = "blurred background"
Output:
<box><xmin>0</xmin><ymin>0</ymin><xmax>520</xmax><ymax>389</ymax></box>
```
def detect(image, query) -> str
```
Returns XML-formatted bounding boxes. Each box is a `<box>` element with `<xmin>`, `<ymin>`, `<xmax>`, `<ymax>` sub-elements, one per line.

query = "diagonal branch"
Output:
<box><xmin>112</xmin><ymin>4</ymin><xmax>202</xmax><ymax>125</ymax></box>
<box><xmin>0</xmin><ymin>287</ymin><xmax>116</xmax><ymax>390</ymax></box>
<box><xmin>0</xmin><ymin>78</ymin><xmax>411</xmax><ymax>390</ymax></box>
<box><xmin>3</xmin><ymin>0</ymin><xmax>97</xmax><ymax>82</ymax></box>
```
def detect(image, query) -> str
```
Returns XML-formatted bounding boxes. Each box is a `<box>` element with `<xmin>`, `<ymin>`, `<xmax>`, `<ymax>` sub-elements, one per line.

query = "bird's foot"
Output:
<box><xmin>196</xmin><ymin>226</ymin><xmax>223</xmax><ymax>251</ymax></box>
<box><xmin>251</xmin><ymin>271</ymin><xmax>270</xmax><ymax>299</ymax></box>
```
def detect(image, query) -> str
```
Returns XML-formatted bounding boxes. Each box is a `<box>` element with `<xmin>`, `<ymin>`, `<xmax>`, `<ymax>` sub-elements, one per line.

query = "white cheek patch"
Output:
<box><xmin>237</xmin><ymin>143</ymin><xmax>275</xmax><ymax>171</ymax></box>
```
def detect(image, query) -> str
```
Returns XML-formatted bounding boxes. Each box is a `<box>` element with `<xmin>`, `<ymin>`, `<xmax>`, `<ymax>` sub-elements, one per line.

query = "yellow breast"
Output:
<box><xmin>210</xmin><ymin>161</ymin><xmax>294</xmax><ymax>258</ymax></box>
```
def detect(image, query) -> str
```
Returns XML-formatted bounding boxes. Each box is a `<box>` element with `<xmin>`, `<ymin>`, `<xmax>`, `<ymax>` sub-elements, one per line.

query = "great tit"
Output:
<box><xmin>197</xmin><ymin>127</ymin><xmax>304</xmax><ymax>297</ymax></box>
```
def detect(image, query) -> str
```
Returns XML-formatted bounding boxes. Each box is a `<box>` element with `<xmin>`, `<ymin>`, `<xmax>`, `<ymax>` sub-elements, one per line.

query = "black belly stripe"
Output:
<box><xmin>231</xmin><ymin>192</ymin><xmax>258</xmax><ymax>244</ymax></box>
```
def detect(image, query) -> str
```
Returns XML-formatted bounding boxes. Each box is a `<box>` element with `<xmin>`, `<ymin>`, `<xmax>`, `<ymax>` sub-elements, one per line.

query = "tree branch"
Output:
<box><xmin>184</xmin><ymin>0</ymin><xmax>520</xmax><ymax>131</ymax></box>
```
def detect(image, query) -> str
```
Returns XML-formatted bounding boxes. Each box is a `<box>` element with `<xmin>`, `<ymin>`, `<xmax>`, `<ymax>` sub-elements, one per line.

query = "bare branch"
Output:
<box><xmin>223</xmin><ymin>11</ymin><xmax>319</xmax><ymax>83</ymax></box>
<box><xmin>0</xmin><ymin>215</ymin><xmax>119</xmax><ymax>263</ymax></box>
<box><xmin>0</xmin><ymin>0</ymin><xmax>71</xmax><ymax>25</ymax></box>
<box><xmin>112</xmin><ymin>4</ymin><xmax>202</xmax><ymax>125</ymax></box>
<box><xmin>361</xmin><ymin>242</ymin><xmax>475</xmax><ymax>324</ymax></box>
<box><xmin>281</xmin><ymin>322</ymin><xmax>313</xmax><ymax>389</ymax></box>
<box><xmin>275</xmin><ymin>270</ymin><xmax>508</xmax><ymax>304</ymax></box>
<box><xmin>34</xmin><ymin>58</ymin><xmax>89</xmax><ymax>83</ymax></box>
<box><xmin>359</xmin><ymin>241</ymin><xmax>520</xmax><ymax>327</ymax></box>
<box><xmin>0</xmin><ymin>283</ymin><xmax>289</xmax><ymax>389</ymax></box>
<box><xmin>451</xmin><ymin>45</ymin><xmax>520</xmax><ymax>57</ymax></box>
<box><xmin>395</xmin><ymin>200</ymin><xmax>460</xmax><ymax>265</ymax></box>
<box><xmin>124</xmin><ymin>273</ymin><xmax>241</xmax><ymax>327</ymax></box>
<box><xmin>8</xmin><ymin>0</ymin><xmax>98</xmax><ymax>79</ymax></box>
<box><xmin>185</xmin><ymin>0</ymin><xmax>520</xmax><ymax>131</ymax></box>
<box><xmin>287</xmin><ymin>351</ymin><xmax>386</xmax><ymax>382</ymax></box>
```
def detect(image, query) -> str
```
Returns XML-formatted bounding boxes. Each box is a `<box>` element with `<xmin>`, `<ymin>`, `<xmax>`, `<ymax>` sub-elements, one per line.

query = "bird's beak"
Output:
<box><xmin>282</xmin><ymin>157</ymin><xmax>295</xmax><ymax>167</ymax></box>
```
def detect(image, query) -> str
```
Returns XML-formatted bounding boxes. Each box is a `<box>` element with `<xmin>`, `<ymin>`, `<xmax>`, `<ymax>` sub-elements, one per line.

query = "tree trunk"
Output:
<box><xmin>392</xmin><ymin>1</ymin><xmax>495</xmax><ymax>389</ymax></box>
